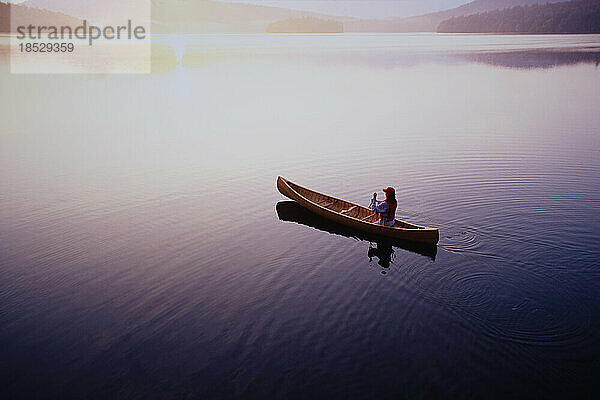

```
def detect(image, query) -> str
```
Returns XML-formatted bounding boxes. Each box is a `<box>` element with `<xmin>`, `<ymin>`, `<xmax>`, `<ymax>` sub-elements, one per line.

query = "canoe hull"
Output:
<box><xmin>277</xmin><ymin>176</ymin><xmax>439</xmax><ymax>244</ymax></box>
<box><xmin>277</xmin><ymin>201</ymin><xmax>438</xmax><ymax>260</ymax></box>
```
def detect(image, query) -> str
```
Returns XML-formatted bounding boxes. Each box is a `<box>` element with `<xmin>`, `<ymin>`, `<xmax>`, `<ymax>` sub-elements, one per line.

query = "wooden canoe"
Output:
<box><xmin>277</xmin><ymin>176</ymin><xmax>439</xmax><ymax>244</ymax></box>
<box><xmin>276</xmin><ymin>201</ymin><xmax>437</xmax><ymax>260</ymax></box>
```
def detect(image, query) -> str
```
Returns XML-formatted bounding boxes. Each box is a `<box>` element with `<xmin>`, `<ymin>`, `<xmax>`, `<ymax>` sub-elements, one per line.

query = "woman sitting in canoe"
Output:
<box><xmin>370</xmin><ymin>187</ymin><xmax>397</xmax><ymax>227</ymax></box>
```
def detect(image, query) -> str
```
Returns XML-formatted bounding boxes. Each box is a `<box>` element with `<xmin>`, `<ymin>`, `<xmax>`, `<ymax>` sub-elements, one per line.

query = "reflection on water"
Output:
<box><xmin>278</xmin><ymin>48</ymin><xmax>600</xmax><ymax>70</ymax></box>
<box><xmin>3</xmin><ymin>33</ymin><xmax>600</xmax><ymax>72</ymax></box>
<box><xmin>176</xmin><ymin>34</ymin><xmax>600</xmax><ymax>70</ymax></box>
<box><xmin>367</xmin><ymin>242</ymin><xmax>393</xmax><ymax>270</ymax></box>
<box><xmin>465</xmin><ymin>49</ymin><xmax>600</xmax><ymax>69</ymax></box>
<box><xmin>276</xmin><ymin>201</ymin><xmax>437</xmax><ymax>262</ymax></box>
<box><xmin>1</xmin><ymin>33</ymin><xmax>600</xmax><ymax>399</ymax></box>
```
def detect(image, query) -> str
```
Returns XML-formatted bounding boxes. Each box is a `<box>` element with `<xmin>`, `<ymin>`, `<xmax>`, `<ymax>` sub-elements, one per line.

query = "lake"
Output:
<box><xmin>1</xmin><ymin>33</ymin><xmax>600</xmax><ymax>399</ymax></box>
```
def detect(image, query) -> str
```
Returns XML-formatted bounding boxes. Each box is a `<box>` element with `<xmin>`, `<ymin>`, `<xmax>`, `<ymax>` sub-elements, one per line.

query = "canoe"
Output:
<box><xmin>277</xmin><ymin>176</ymin><xmax>439</xmax><ymax>244</ymax></box>
<box><xmin>276</xmin><ymin>201</ymin><xmax>437</xmax><ymax>260</ymax></box>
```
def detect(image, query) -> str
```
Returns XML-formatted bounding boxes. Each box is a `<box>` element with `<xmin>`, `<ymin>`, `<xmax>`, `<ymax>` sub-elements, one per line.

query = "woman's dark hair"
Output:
<box><xmin>386</xmin><ymin>192</ymin><xmax>396</xmax><ymax>205</ymax></box>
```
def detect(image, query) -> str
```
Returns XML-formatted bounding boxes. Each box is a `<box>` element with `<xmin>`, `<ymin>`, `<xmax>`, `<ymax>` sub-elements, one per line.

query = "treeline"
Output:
<box><xmin>437</xmin><ymin>0</ymin><xmax>600</xmax><ymax>33</ymax></box>
<box><xmin>267</xmin><ymin>17</ymin><xmax>343</xmax><ymax>33</ymax></box>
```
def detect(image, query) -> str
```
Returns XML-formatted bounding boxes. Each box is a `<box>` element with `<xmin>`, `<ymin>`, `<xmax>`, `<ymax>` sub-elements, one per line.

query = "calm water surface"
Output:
<box><xmin>1</xmin><ymin>34</ymin><xmax>600</xmax><ymax>399</ymax></box>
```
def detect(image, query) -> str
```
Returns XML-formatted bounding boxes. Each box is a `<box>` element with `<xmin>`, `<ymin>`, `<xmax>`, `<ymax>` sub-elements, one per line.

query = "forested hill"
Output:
<box><xmin>346</xmin><ymin>0</ymin><xmax>564</xmax><ymax>33</ymax></box>
<box><xmin>437</xmin><ymin>0</ymin><xmax>600</xmax><ymax>33</ymax></box>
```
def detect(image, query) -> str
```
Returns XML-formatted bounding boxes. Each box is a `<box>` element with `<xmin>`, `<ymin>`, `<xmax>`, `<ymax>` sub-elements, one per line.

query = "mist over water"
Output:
<box><xmin>1</xmin><ymin>34</ymin><xmax>600</xmax><ymax>399</ymax></box>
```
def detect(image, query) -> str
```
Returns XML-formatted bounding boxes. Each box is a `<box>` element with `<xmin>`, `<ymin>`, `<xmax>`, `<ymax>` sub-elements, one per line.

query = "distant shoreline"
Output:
<box><xmin>3</xmin><ymin>31</ymin><xmax>600</xmax><ymax>36</ymax></box>
<box><xmin>2</xmin><ymin>0</ymin><xmax>600</xmax><ymax>35</ymax></box>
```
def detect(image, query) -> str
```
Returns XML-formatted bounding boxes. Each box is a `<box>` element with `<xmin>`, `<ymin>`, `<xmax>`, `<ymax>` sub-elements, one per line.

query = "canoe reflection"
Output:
<box><xmin>276</xmin><ymin>201</ymin><xmax>437</xmax><ymax>262</ymax></box>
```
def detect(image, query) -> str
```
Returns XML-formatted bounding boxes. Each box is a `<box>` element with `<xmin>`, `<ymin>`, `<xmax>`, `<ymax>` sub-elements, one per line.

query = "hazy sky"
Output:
<box><xmin>223</xmin><ymin>0</ymin><xmax>470</xmax><ymax>18</ymax></box>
